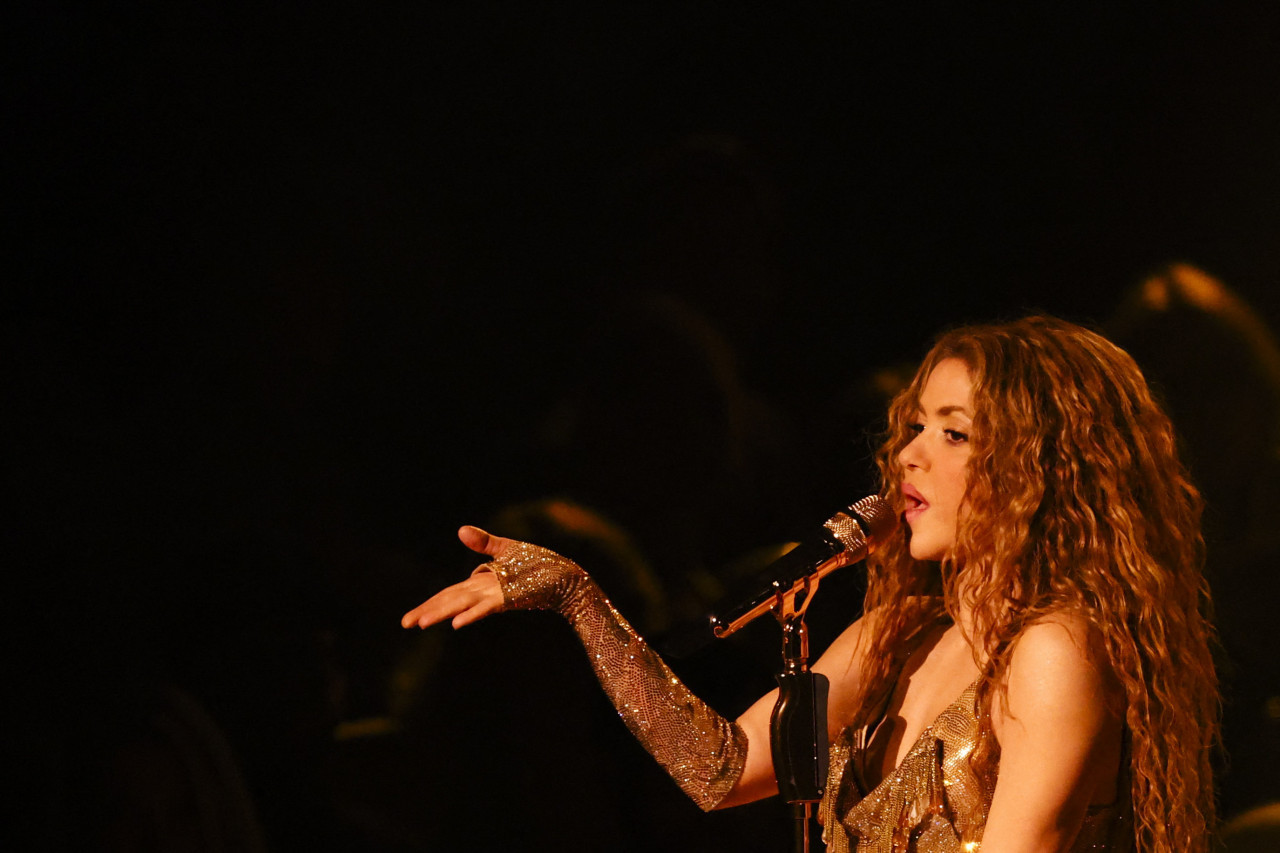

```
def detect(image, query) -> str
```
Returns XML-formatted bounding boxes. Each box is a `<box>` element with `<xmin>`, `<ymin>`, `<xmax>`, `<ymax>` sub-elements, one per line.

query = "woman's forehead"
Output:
<box><xmin>918</xmin><ymin>358</ymin><xmax>974</xmax><ymax>414</ymax></box>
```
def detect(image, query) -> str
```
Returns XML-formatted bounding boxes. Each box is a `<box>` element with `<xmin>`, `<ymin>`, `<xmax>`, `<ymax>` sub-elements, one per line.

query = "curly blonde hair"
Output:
<box><xmin>856</xmin><ymin>316</ymin><xmax>1218</xmax><ymax>852</ymax></box>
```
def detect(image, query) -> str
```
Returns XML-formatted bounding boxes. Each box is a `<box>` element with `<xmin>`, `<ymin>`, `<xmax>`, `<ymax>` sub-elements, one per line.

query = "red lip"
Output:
<box><xmin>902</xmin><ymin>483</ymin><xmax>928</xmax><ymax>521</ymax></box>
<box><xmin>902</xmin><ymin>483</ymin><xmax>928</xmax><ymax>509</ymax></box>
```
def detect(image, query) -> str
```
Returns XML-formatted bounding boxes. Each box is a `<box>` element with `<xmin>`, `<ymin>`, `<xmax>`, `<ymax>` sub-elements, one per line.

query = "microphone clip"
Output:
<box><xmin>709</xmin><ymin>494</ymin><xmax>893</xmax><ymax>639</ymax></box>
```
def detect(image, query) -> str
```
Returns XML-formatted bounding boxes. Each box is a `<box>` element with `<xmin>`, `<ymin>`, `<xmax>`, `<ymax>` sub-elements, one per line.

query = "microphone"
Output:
<box><xmin>709</xmin><ymin>495</ymin><xmax>898</xmax><ymax>639</ymax></box>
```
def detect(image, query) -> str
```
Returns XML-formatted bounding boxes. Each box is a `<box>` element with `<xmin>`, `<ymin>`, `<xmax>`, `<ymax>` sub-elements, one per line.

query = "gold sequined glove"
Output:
<box><xmin>474</xmin><ymin>539</ymin><xmax>748</xmax><ymax>811</ymax></box>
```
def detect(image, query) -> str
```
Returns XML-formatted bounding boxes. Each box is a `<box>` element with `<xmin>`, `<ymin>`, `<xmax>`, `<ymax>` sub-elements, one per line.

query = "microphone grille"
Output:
<box><xmin>824</xmin><ymin>494</ymin><xmax>898</xmax><ymax>552</ymax></box>
<box><xmin>851</xmin><ymin>494</ymin><xmax>898</xmax><ymax>541</ymax></box>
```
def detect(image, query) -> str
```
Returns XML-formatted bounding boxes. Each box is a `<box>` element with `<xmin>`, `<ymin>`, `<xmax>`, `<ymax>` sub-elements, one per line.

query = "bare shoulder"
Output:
<box><xmin>1015</xmin><ymin>610</ymin><xmax>1114</xmax><ymax>675</ymax></box>
<box><xmin>1013</xmin><ymin>611</ymin><xmax>1107</xmax><ymax>671</ymax></box>
<box><xmin>986</xmin><ymin>610</ymin><xmax>1127</xmax><ymax>819</ymax></box>
<box><xmin>995</xmin><ymin>611</ymin><xmax>1120</xmax><ymax>732</ymax></box>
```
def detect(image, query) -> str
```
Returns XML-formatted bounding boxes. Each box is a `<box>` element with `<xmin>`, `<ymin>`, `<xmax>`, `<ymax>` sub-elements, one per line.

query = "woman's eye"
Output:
<box><xmin>907</xmin><ymin>422</ymin><xmax>924</xmax><ymax>435</ymax></box>
<box><xmin>944</xmin><ymin>429</ymin><xmax>969</xmax><ymax>443</ymax></box>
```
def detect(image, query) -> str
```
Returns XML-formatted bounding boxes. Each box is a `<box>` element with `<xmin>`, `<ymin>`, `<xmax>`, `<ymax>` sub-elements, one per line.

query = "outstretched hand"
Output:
<box><xmin>400</xmin><ymin>526</ymin><xmax>512</xmax><ymax>630</ymax></box>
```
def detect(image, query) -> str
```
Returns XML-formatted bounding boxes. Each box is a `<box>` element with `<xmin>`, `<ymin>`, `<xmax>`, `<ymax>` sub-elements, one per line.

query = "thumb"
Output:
<box><xmin>458</xmin><ymin>525</ymin><xmax>509</xmax><ymax>559</ymax></box>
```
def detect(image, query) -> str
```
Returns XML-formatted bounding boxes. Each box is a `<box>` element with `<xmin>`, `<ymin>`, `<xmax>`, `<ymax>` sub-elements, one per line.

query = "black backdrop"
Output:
<box><xmin>10</xmin><ymin>5</ymin><xmax>1280</xmax><ymax>851</ymax></box>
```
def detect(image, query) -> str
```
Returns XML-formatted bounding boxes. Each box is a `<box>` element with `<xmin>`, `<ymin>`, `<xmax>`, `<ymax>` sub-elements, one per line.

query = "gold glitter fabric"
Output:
<box><xmin>476</xmin><ymin>540</ymin><xmax>748</xmax><ymax>811</ymax></box>
<box><xmin>819</xmin><ymin>681</ymin><xmax>1131</xmax><ymax>852</ymax></box>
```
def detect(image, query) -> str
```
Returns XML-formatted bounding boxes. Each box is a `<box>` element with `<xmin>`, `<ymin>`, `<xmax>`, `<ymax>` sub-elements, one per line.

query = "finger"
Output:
<box><xmin>451</xmin><ymin>597</ymin><xmax>504</xmax><ymax>629</ymax></box>
<box><xmin>457</xmin><ymin>525</ymin><xmax>510</xmax><ymax>559</ymax></box>
<box><xmin>401</xmin><ymin>573</ymin><xmax>503</xmax><ymax>629</ymax></box>
<box><xmin>400</xmin><ymin>581</ymin><xmax>483</xmax><ymax>629</ymax></box>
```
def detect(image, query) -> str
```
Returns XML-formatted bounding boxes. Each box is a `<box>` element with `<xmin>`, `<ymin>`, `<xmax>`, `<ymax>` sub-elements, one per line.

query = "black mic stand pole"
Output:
<box><xmin>767</xmin><ymin>575</ymin><xmax>829</xmax><ymax>853</ymax></box>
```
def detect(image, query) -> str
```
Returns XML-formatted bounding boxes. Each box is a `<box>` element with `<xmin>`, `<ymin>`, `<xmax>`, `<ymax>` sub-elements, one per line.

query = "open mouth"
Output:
<box><xmin>902</xmin><ymin>485</ymin><xmax>928</xmax><ymax>518</ymax></box>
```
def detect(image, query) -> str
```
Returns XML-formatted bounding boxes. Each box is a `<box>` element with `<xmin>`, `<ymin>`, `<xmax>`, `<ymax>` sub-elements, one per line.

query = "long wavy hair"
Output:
<box><xmin>855</xmin><ymin>316</ymin><xmax>1218</xmax><ymax>852</ymax></box>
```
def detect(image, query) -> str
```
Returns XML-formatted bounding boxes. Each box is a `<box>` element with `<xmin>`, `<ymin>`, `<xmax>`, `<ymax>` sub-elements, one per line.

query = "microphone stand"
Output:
<box><xmin>708</xmin><ymin>496</ymin><xmax>894</xmax><ymax>852</ymax></box>
<box><xmin>711</xmin><ymin>568</ymin><xmax>835</xmax><ymax>853</ymax></box>
<box><xmin>706</xmin><ymin>558</ymin><xmax>844</xmax><ymax>850</ymax></box>
<box><xmin>767</xmin><ymin>574</ymin><xmax>829</xmax><ymax>853</ymax></box>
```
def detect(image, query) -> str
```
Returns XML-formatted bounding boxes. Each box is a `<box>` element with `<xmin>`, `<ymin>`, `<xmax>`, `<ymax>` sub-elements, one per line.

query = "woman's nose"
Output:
<box><xmin>898</xmin><ymin>432</ymin><xmax>927</xmax><ymax>470</ymax></box>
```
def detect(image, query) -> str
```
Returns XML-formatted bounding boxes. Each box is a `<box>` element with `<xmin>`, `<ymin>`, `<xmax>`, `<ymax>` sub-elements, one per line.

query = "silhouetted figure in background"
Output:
<box><xmin>529</xmin><ymin>135</ymin><xmax>862</xmax><ymax>621</ymax></box>
<box><xmin>67</xmin><ymin>683</ymin><xmax>268</xmax><ymax>853</ymax></box>
<box><xmin>1108</xmin><ymin>262</ymin><xmax>1280</xmax><ymax>820</ymax></box>
<box><xmin>1220</xmin><ymin>802</ymin><xmax>1280</xmax><ymax>853</ymax></box>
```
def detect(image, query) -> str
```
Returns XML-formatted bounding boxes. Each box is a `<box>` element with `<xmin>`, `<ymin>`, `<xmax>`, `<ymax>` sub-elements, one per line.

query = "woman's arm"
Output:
<box><xmin>403</xmin><ymin>526</ymin><xmax>743</xmax><ymax>809</ymax></box>
<box><xmin>979</xmin><ymin>616</ymin><xmax>1125</xmax><ymax>852</ymax></box>
<box><xmin>403</xmin><ymin>526</ymin><xmax>873</xmax><ymax>811</ymax></box>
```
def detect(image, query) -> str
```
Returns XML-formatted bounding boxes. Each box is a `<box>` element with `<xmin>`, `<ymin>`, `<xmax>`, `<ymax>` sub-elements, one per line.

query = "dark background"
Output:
<box><xmin>9</xmin><ymin>5</ymin><xmax>1280</xmax><ymax>851</ymax></box>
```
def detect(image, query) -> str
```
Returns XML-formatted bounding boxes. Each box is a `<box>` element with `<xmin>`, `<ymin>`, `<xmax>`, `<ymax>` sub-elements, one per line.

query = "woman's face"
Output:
<box><xmin>897</xmin><ymin>358</ymin><xmax>975</xmax><ymax>561</ymax></box>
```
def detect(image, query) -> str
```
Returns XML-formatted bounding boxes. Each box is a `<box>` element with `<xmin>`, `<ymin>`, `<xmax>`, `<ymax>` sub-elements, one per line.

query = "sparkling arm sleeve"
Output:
<box><xmin>476</xmin><ymin>540</ymin><xmax>749</xmax><ymax>811</ymax></box>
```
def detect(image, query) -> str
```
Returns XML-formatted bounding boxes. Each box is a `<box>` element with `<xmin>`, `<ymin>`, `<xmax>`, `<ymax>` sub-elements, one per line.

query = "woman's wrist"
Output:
<box><xmin>471</xmin><ymin>539</ymin><xmax>592</xmax><ymax>615</ymax></box>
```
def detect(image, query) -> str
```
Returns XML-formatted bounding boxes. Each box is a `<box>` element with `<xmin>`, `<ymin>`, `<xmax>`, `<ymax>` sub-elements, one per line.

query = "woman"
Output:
<box><xmin>403</xmin><ymin>316</ymin><xmax>1218</xmax><ymax>852</ymax></box>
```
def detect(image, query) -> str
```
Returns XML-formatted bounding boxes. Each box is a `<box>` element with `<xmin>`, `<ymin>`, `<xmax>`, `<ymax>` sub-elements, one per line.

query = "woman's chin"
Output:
<box><xmin>908</xmin><ymin>539</ymin><xmax>949</xmax><ymax>562</ymax></box>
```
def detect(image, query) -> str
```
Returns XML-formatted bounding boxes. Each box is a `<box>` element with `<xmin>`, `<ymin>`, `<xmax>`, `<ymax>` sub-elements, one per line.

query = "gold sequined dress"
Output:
<box><xmin>818</xmin><ymin>680</ymin><xmax>1131</xmax><ymax>852</ymax></box>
